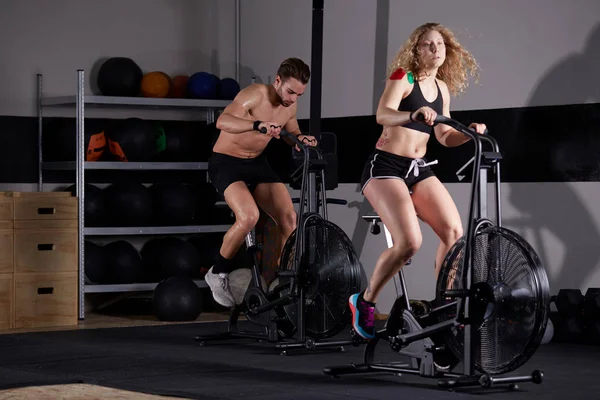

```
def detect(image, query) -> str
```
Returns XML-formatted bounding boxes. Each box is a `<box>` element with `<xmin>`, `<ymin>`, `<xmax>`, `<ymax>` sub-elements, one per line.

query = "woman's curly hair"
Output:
<box><xmin>386</xmin><ymin>22</ymin><xmax>480</xmax><ymax>96</ymax></box>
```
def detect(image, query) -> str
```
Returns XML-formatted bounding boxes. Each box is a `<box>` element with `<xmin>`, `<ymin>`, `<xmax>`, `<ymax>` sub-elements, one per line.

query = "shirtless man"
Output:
<box><xmin>205</xmin><ymin>58</ymin><xmax>318</xmax><ymax>307</ymax></box>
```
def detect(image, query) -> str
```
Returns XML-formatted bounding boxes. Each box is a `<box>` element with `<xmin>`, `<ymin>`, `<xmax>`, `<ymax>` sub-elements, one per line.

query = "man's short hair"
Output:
<box><xmin>277</xmin><ymin>58</ymin><xmax>311</xmax><ymax>84</ymax></box>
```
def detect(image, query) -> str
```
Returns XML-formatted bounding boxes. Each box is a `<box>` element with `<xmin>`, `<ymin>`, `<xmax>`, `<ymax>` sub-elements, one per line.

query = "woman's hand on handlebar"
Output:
<box><xmin>469</xmin><ymin>122</ymin><xmax>487</xmax><ymax>135</ymax></box>
<box><xmin>295</xmin><ymin>134</ymin><xmax>318</xmax><ymax>151</ymax></box>
<box><xmin>411</xmin><ymin>106</ymin><xmax>437</xmax><ymax>126</ymax></box>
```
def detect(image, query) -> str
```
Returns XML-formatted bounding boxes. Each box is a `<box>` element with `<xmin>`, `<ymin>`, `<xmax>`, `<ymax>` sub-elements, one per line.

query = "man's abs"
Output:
<box><xmin>212</xmin><ymin>130</ymin><xmax>272</xmax><ymax>159</ymax></box>
<box><xmin>375</xmin><ymin>126</ymin><xmax>430</xmax><ymax>159</ymax></box>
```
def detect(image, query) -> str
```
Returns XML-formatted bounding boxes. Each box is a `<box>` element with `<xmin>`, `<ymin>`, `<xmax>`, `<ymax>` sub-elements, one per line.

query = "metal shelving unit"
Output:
<box><xmin>37</xmin><ymin>70</ymin><xmax>232</xmax><ymax>319</ymax></box>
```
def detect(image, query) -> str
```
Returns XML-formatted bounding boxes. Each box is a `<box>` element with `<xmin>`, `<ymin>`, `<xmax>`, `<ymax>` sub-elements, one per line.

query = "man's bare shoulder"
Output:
<box><xmin>238</xmin><ymin>83</ymin><xmax>269</xmax><ymax>96</ymax></box>
<box><xmin>231</xmin><ymin>83</ymin><xmax>269</xmax><ymax>106</ymax></box>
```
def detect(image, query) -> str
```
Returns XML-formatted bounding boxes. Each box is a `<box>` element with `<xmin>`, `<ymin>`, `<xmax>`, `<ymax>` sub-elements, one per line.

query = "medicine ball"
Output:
<box><xmin>140</xmin><ymin>237</ymin><xmax>167</xmax><ymax>282</ymax></box>
<box><xmin>97</xmin><ymin>57</ymin><xmax>143</xmax><ymax>97</ymax></box>
<box><xmin>218</xmin><ymin>78</ymin><xmax>240</xmax><ymax>100</ymax></box>
<box><xmin>66</xmin><ymin>183</ymin><xmax>105</xmax><ymax>227</ymax></box>
<box><xmin>103</xmin><ymin>240</ymin><xmax>144</xmax><ymax>284</ymax></box>
<box><xmin>141</xmin><ymin>71</ymin><xmax>172</xmax><ymax>98</ymax></box>
<box><xmin>43</xmin><ymin>118</ymin><xmax>106</xmax><ymax>162</ymax></box>
<box><xmin>153</xmin><ymin>276</ymin><xmax>202</xmax><ymax>321</ymax></box>
<box><xmin>152</xmin><ymin>237</ymin><xmax>201</xmax><ymax>279</ymax></box>
<box><xmin>106</xmin><ymin>118</ymin><xmax>158</xmax><ymax>162</ymax></box>
<box><xmin>154</xmin><ymin>124</ymin><xmax>199</xmax><ymax>162</ymax></box>
<box><xmin>104</xmin><ymin>182</ymin><xmax>153</xmax><ymax>227</ymax></box>
<box><xmin>206</xmin><ymin>205</ymin><xmax>235</xmax><ymax>225</ymax></box>
<box><xmin>188</xmin><ymin>234</ymin><xmax>222</xmax><ymax>278</ymax></box>
<box><xmin>84</xmin><ymin>241</ymin><xmax>108</xmax><ymax>284</ymax></box>
<box><xmin>151</xmin><ymin>183</ymin><xmax>196</xmax><ymax>226</ymax></box>
<box><xmin>187</xmin><ymin>72</ymin><xmax>219</xmax><ymax>99</ymax></box>
<box><xmin>170</xmin><ymin>75</ymin><xmax>189</xmax><ymax>98</ymax></box>
<box><xmin>192</xmin><ymin>182</ymin><xmax>218</xmax><ymax>224</ymax></box>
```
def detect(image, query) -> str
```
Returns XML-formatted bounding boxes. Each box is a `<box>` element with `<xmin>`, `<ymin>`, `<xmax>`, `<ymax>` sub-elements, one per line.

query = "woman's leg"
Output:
<box><xmin>410</xmin><ymin>176</ymin><xmax>463</xmax><ymax>279</ymax></box>
<box><xmin>350</xmin><ymin>178</ymin><xmax>422</xmax><ymax>339</ymax></box>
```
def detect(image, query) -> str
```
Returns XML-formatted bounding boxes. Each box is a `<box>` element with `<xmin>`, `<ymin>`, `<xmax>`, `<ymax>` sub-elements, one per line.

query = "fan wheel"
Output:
<box><xmin>278</xmin><ymin>214</ymin><xmax>362</xmax><ymax>340</ymax></box>
<box><xmin>434</xmin><ymin>225</ymin><xmax>550</xmax><ymax>375</ymax></box>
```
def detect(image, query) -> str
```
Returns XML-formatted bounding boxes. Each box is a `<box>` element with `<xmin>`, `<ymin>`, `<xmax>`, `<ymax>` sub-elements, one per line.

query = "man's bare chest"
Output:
<box><xmin>248</xmin><ymin>105</ymin><xmax>290</xmax><ymax>126</ymax></box>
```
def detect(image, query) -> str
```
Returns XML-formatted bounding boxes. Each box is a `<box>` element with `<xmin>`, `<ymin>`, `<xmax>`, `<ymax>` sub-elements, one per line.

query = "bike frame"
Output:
<box><xmin>382</xmin><ymin>115</ymin><xmax>503</xmax><ymax>374</ymax></box>
<box><xmin>195</xmin><ymin>129</ymin><xmax>354</xmax><ymax>353</ymax></box>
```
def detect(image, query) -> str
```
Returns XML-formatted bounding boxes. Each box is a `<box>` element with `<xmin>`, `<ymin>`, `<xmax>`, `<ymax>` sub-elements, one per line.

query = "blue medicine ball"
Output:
<box><xmin>187</xmin><ymin>72</ymin><xmax>219</xmax><ymax>99</ymax></box>
<box><xmin>218</xmin><ymin>78</ymin><xmax>241</xmax><ymax>100</ymax></box>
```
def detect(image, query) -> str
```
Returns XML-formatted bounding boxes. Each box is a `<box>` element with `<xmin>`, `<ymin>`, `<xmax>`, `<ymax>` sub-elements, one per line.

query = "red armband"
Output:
<box><xmin>390</xmin><ymin>68</ymin><xmax>406</xmax><ymax>80</ymax></box>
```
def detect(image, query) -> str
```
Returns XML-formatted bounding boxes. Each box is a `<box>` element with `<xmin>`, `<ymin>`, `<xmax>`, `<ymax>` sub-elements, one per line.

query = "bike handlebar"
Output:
<box><xmin>415</xmin><ymin>114</ymin><xmax>499</xmax><ymax>152</ymax></box>
<box><xmin>259</xmin><ymin>126</ymin><xmax>322</xmax><ymax>156</ymax></box>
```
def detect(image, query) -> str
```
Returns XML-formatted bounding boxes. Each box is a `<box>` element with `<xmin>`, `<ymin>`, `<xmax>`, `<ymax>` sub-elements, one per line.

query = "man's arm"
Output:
<box><xmin>282</xmin><ymin>115</ymin><xmax>303</xmax><ymax>146</ymax></box>
<box><xmin>433</xmin><ymin>82</ymin><xmax>470</xmax><ymax>147</ymax></box>
<box><xmin>215</xmin><ymin>85</ymin><xmax>263</xmax><ymax>134</ymax></box>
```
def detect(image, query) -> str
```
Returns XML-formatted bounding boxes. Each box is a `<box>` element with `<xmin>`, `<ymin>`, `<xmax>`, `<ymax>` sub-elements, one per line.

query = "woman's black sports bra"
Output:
<box><xmin>390</xmin><ymin>69</ymin><xmax>443</xmax><ymax>134</ymax></box>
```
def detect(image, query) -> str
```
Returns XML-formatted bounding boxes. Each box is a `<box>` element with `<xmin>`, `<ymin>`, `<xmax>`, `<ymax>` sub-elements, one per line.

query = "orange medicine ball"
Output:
<box><xmin>141</xmin><ymin>72</ymin><xmax>172</xmax><ymax>98</ymax></box>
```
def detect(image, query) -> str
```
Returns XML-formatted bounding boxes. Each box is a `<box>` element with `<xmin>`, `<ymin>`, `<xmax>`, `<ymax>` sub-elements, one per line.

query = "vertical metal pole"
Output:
<box><xmin>308</xmin><ymin>173</ymin><xmax>317</xmax><ymax>212</ymax></box>
<box><xmin>479</xmin><ymin>169</ymin><xmax>487</xmax><ymax>219</ymax></box>
<box><xmin>76</xmin><ymin>70</ymin><xmax>86</xmax><ymax>320</ymax></box>
<box><xmin>37</xmin><ymin>74</ymin><xmax>43</xmax><ymax>192</ymax></box>
<box><xmin>495</xmin><ymin>164</ymin><xmax>502</xmax><ymax>227</ymax></box>
<box><xmin>235</xmin><ymin>0</ymin><xmax>241</xmax><ymax>83</ymax></box>
<box><xmin>461</xmin><ymin>138</ymin><xmax>482</xmax><ymax>377</ymax></box>
<box><xmin>310</xmin><ymin>0</ymin><xmax>324</xmax><ymax>140</ymax></box>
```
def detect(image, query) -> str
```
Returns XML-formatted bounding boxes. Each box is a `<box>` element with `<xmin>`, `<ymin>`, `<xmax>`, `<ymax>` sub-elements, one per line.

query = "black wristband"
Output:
<box><xmin>409</xmin><ymin>112</ymin><xmax>415</xmax><ymax>122</ymax></box>
<box><xmin>253</xmin><ymin>120</ymin><xmax>262</xmax><ymax>131</ymax></box>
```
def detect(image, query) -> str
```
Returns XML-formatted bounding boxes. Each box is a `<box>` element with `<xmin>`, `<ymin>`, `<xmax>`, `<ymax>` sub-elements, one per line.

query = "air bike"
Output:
<box><xmin>194</xmin><ymin>129</ymin><xmax>363</xmax><ymax>355</ymax></box>
<box><xmin>323</xmin><ymin>115</ymin><xmax>551</xmax><ymax>389</ymax></box>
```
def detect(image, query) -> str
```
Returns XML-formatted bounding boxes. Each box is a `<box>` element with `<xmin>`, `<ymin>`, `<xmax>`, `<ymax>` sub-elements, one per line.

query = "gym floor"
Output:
<box><xmin>0</xmin><ymin>315</ymin><xmax>597</xmax><ymax>400</ymax></box>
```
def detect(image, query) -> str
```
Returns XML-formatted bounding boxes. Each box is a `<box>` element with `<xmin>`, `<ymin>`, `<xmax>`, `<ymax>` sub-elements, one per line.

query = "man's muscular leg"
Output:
<box><xmin>252</xmin><ymin>182</ymin><xmax>297</xmax><ymax>264</ymax></box>
<box><xmin>216</xmin><ymin>182</ymin><xmax>260</xmax><ymax>269</ymax></box>
<box><xmin>206</xmin><ymin>181</ymin><xmax>260</xmax><ymax>307</ymax></box>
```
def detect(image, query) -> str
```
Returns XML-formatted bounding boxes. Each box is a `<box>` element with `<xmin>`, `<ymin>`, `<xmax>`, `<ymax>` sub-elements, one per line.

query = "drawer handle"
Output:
<box><xmin>37</xmin><ymin>244</ymin><xmax>55</xmax><ymax>251</ymax></box>
<box><xmin>38</xmin><ymin>287</ymin><xmax>54</xmax><ymax>295</ymax></box>
<box><xmin>38</xmin><ymin>207</ymin><xmax>56</xmax><ymax>215</ymax></box>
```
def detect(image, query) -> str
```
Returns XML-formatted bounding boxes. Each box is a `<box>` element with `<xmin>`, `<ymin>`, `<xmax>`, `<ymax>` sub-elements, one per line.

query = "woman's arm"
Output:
<box><xmin>375</xmin><ymin>72</ymin><xmax>412</xmax><ymax>127</ymax></box>
<box><xmin>433</xmin><ymin>81</ymin><xmax>471</xmax><ymax>147</ymax></box>
<box><xmin>434</xmin><ymin>81</ymin><xmax>487</xmax><ymax>147</ymax></box>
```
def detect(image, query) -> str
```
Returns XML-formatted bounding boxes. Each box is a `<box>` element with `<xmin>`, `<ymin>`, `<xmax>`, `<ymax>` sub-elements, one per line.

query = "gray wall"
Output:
<box><xmin>241</xmin><ymin>0</ymin><xmax>600</xmax><ymax>118</ymax></box>
<box><xmin>0</xmin><ymin>0</ymin><xmax>236</xmax><ymax>119</ymax></box>
<box><xmin>0</xmin><ymin>1</ymin><xmax>599</xmax><ymax>313</ymax></box>
<box><xmin>238</xmin><ymin>0</ymin><xmax>600</xmax><ymax>312</ymax></box>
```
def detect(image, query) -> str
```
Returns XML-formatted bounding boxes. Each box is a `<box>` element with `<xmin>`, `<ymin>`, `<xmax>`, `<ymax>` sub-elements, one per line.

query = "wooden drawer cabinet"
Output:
<box><xmin>0</xmin><ymin>191</ymin><xmax>79</xmax><ymax>330</ymax></box>
<box><xmin>14</xmin><ymin>272</ymin><xmax>78</xmax><ymax>329</ymax></box>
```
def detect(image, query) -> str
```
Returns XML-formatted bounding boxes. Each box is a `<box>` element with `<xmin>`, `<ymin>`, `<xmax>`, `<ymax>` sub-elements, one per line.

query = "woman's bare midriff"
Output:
<box><xmin>374</xmin><ymin>125</ymin><xmax>430</xmax><ymax>159</ymax></box>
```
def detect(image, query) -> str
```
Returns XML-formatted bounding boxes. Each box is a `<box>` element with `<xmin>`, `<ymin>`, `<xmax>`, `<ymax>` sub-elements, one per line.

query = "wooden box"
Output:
<box><xmin>14</xmin><ymin>272</ymin><xmax>78</xmax><ymax>329</ymax></box>
<box><xmin>0</xmin><ymin>273</ymin><xmax>14</xmax><ymax>330</ymax></box>
<box><xmin>0</xmin><ymin>191</ymin><xmax>79</xmax><ymax>330</ymax></box>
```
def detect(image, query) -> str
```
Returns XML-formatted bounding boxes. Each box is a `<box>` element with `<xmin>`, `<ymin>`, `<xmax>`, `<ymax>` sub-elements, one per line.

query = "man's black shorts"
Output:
<box><xmin>208</xmin><ymin>152</ymin><xmax>282</xmax><ymax>195</ymax></box>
